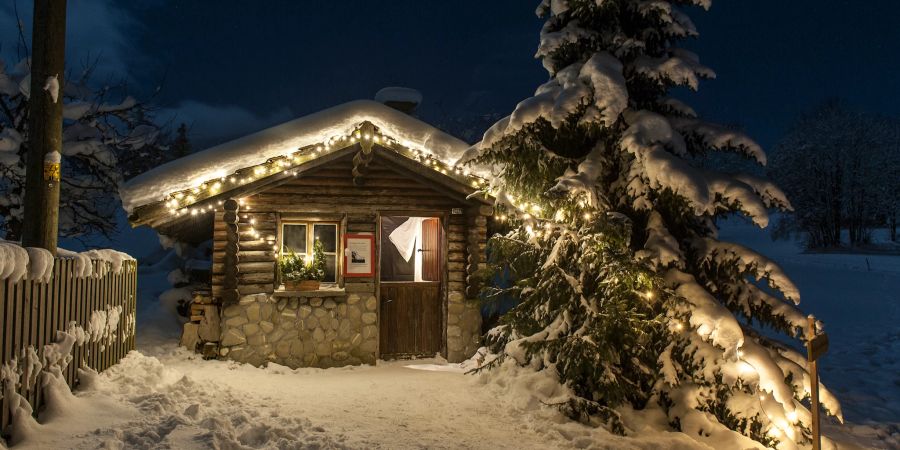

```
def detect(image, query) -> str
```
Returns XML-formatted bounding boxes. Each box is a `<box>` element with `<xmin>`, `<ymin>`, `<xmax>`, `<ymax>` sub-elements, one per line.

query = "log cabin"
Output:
<box><xmin>121</xmin><ymin>98</ymin><xmax>490</xmax><ymax>368</ymax></box>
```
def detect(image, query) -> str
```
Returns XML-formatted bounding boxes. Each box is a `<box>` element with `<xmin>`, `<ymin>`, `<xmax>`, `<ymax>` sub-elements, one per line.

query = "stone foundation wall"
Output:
<box><xmin>218</xmin><ymin>288</ymin><xmax>481</xmax><ymax>367</ymax></box>
<box><xmin>447</xmin><ymin>290</ymin><xmax>482</xmax><ymax>363</ymax></box>
<box><xmin>219</xmin><ymin>292</ymin><xmax>378</xmax><ymax>368</ymax></box>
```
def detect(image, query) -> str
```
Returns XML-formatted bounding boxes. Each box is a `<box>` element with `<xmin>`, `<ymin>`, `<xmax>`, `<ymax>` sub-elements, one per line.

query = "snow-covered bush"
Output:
<box><xmin>467</xmin><ymin>1</ymin><xmax>842</xmax><ymax>448</ymax></box>
<box><xmin>0</xmin><ymin>57</ymin><xmax>165</xmax><ymax>240</ymax></box>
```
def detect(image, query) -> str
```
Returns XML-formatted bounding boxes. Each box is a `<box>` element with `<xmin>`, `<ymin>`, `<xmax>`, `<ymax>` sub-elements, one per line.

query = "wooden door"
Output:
<box><xmin>379</xmin><ymin>283</ymin><xmax>441</xmax><ymax>358</ymax></box>
<box><xmin>379</xmin><ymin>216</ymin><xmax>444</xmax><ymax>358</ymax></box>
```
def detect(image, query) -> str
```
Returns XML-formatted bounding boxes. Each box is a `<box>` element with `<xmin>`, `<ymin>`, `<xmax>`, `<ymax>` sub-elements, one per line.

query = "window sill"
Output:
<box><xmin>272</xmin><ymin>286</ymin><xmax>347</xmax><ymax>298</ymax></box>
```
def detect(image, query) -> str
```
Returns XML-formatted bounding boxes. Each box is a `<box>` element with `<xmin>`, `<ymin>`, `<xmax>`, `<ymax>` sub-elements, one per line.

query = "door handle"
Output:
<box><xmin>384</xmin><ymin>298</ymin><xmax>393</xmax><ymax>303</ymax></box>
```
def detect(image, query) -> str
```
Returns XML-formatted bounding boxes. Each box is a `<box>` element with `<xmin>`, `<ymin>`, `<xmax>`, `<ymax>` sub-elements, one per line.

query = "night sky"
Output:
<box><xmin>3</xmin><ymin>0</ymin><xmax>899</xmax><ymax>149</ymax></box>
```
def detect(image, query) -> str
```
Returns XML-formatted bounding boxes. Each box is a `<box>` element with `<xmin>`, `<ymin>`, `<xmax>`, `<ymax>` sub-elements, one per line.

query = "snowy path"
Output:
<box><xmin>19</xmin><ymin>346</ymin><xmax>705</xmax><ymax>450</ymax></box>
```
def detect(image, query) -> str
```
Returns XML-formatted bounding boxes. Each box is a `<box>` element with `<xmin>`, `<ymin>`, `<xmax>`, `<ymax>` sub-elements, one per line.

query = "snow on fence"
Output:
<box><xmin>0</xmin><ymin>256</ymin><xmax>137</xmax><ymax>434</ymax></box>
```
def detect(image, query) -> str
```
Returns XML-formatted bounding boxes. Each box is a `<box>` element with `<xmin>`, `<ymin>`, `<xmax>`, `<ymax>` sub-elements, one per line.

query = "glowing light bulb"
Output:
<box><xmin>786</xmin><ymin>410</ymin><xmax>798</xmax><ymax>423</ymax></box>
<box><xmin>583</xmin><ymin>212</ymin><xmax>592</xmax><ymax>220</ymax></box>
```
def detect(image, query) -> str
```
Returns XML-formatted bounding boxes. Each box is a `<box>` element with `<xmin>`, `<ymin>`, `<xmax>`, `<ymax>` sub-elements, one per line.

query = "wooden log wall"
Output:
<box><xmin>211</xmin><ymin>154</ymin><xmax>474</xmax><ymax>299</ymax></box>
<box><xmin>465</xmin><ymin>209</ymin><xmax>490</xmax><ymax>298</ymax></box>
<box><xmin>213</xmin><ymin>208</ymin><xmax>278</xmax><ymax>299</ymax></box>
<box><xmin>0</xmin><ymin>259</ymin><xmax>137</xmax><ymax>433</ymax></box>
<box><xmin>447</xmin><ymin>214</ymin><xmax>468</xmax><ymax>294</ymax></box>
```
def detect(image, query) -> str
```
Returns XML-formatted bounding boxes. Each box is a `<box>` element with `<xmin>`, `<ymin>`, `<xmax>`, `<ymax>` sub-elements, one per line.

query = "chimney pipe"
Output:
<box><xmin>374</xmin><ymin>87</ymin><xmax>422</xmax><ymax>115</ymax></box>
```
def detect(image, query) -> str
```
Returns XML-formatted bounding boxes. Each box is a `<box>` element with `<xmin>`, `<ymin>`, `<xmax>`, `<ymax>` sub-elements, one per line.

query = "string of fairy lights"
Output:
<box><xmin>156</xmin><ymin>123</ymin><xmax>491</xmax><ymax>218</ymax></box>
<box><xmin>150</xmin><ymin>121</ymin><xmax>598</xmax><ymax>235</ymax></box>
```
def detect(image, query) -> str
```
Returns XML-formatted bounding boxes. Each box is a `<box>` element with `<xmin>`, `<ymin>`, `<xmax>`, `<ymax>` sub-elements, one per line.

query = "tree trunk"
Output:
<box><xmin>891</xmin><ymin>211</ymin><xmax>897</xmax><ymax>242</ymax></box>
<box><xmin>21</xmin><ymin>0</ymin><xmax>67</xmax><ymax>254</ymax></box>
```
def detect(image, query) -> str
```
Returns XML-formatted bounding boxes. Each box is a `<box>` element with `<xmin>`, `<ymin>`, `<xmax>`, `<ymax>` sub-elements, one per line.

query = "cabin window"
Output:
<box><xmin>281</xmin><ymin>222</ymin><xmax>339</xmax><ymax>283</ymax></box>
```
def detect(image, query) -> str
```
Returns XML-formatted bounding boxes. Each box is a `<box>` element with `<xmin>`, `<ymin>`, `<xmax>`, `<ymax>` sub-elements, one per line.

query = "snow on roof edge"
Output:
<box><xmin>121</xmin><ymin>100</ymin><xmax>471</xmax><ymax>212</ymax></box>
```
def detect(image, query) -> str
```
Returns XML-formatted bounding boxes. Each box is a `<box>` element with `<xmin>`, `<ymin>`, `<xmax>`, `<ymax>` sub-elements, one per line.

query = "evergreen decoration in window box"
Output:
<box><xmin>279</xmin><ymin>239</ymin><xmax>326</xmax><ymax>291</ymax></box>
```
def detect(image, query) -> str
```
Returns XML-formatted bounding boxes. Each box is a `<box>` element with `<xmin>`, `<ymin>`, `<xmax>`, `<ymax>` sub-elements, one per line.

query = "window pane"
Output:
<box><xmin>324</xmin><ymin>255</ymin><xmax>336</xmax><ymax>282</ymax></box>
<box><xmin>282</xmin><ymin>224</ymin><xmax>307</xmax><ymax>254</ymax></box>
<box><xmin>313</xmin><ymin>224</ymin><xmax>337</xmax><ymax>253</ymax></box>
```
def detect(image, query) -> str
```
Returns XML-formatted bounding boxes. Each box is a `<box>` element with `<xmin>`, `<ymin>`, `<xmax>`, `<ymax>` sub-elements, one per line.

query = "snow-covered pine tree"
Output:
<box><xmin>466</xmin><ymin>1</ymin><xmax>842</xmax><ymax>448</ymax></box>
<box><xmin>0</xmin><ymin>57</ymin><xmax>163</xmax><ymax>240</ymax></box>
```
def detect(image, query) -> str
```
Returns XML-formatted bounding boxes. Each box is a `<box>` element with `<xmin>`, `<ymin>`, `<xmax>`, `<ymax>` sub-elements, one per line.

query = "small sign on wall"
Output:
<box><xmin>344</xmin><ymin>233</ymin><xmax>375</xmax><ymax>277</ymax></box>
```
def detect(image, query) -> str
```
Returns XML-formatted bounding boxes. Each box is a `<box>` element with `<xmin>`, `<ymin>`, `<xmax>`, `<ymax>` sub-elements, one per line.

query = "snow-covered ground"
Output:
<box><xmin>19</xmin><ymin>347</ymin><xmax>718</xmax><ymax>450</ymax></box>
<box><xmin>10</xmin><ymin>218</ymin><xmax>899</xmax><ymax>449</ymax></box>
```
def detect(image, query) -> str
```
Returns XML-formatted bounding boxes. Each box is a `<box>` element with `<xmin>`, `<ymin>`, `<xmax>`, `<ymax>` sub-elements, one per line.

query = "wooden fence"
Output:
<box><xmin>0</xmin><ymin>258</ymin><xmax>137</xmax><ymax>431</ymax></box>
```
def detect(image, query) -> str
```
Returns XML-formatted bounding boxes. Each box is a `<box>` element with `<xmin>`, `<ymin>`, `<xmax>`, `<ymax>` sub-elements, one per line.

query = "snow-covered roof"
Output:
<box><xmin>121</xmin><ymin>100</ymin><xmax>471</xmax><ymax>212</ymax></box>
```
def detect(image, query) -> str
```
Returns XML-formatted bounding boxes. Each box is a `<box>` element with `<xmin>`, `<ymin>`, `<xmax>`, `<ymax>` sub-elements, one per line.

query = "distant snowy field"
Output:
<box><xmin>14</xmin><ymin>218</ymin><xmax>898</xmax><ymax>449</ymax></box>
